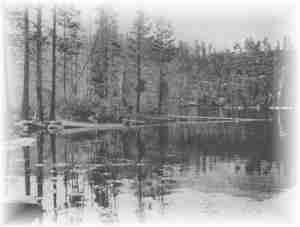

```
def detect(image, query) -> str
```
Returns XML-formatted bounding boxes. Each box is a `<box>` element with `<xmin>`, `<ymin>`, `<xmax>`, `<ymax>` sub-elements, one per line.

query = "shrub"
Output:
<box><xmin>58</xmin><ymin>97</ymin><xmax>95</xmax><ymax>121</ymax></box>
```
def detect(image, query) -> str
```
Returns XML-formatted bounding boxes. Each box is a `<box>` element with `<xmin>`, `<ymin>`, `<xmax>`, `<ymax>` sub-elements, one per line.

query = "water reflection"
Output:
<box><xmin>36</xmin><ymin>132</ymin><xmax>44</xmax><ymax>205</ymax></box>
<box><xmin>23</xmin><ymin>146</ymin><xmax>31</xmax><ymax>196</ymax></box>
<box><xmin>4</xmin><ymin>121</ymin><xmax>294</xmax><ymax>224</ymax></box>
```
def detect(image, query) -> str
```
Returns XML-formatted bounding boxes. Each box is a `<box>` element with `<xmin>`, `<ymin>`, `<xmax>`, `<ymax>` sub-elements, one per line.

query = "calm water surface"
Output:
<box><xmin>4</xmin><ymin>120</ymin><xmax>294</xmax><ymax>224</ymax></box>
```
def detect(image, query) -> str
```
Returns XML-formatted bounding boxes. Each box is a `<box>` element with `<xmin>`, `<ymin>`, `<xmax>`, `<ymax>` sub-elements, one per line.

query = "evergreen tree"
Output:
<box><xmin>151</xmin><ymin>17</ymin><xmax>176</xmax><ymax>114</ymax></box>
<box><xmin>90</xmin><ymin>6</ymin><xmax>120</xmax><ymax>103</ymax></box>
<box><xmin>128</xmin><ymin>10</ymin><xmax>151</xmax><ymax>113</ymax></box>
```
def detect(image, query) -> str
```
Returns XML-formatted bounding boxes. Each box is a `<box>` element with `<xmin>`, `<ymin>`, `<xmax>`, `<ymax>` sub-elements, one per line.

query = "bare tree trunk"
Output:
<box><xmin>74</xmin><ymin>53</ymin><xmax>78</xmax><ymax>96</ymax></box>
<box><xmin>104</xmin><ymin>45</ymin><xmax>109</xmax><ymax>98</ymax></box>
<box><xmin>136</xmin><ymin>30</ymin><xmax>141</xmax><ymax>113</ymax></box>
<box><xmin>136</xmin><ymin>52</ymin><xmax>141</xmax><ymax>113</ymax></box>
<box><xmin>158</xmin><ymin>60</ymin><xmax>163</xmax><ymax>114</ymax></box>
<box><xmin>36</xmin><ymin>6</ymin><xmax>43</xmax><ymax>121</ymax></box>
<box><xmin>22</xmin><ymin>8</ymin><xmax>30</xmax><ymax>120</ymax></box>
<box><xmin>2</xmin><ymin>9</ymin><xmax>11</xmax><ymax>136</ymax></box>
<box><xmin>49</xmin><ymin>6</ymin><xmax>56</xmax><ymax>120</ymax></box>
<box><xmin>63</xmin><ymin>15</ymin><xmax>66</xmax><ymax>101</ymax></box>
<box><xmin>70</xmin><ymin>55</ymin><xmax>74</xmax><ymax>97</ymax></box>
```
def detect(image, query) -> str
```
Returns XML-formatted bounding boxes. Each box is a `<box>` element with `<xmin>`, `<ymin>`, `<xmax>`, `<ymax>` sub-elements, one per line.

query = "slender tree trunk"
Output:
<box><xmin>70</xmin><ymin>55</ymin><xmax>74</xmax><ymax>97</ymax></box>
<box><xmin>158</xmin><ymin>59</ymin><xmax>163</xmax><ymax>114</ymax></box>
<box><xmin>63</xmin><ymin>15</ymin><xmax>66</xmax><ymax>101</ymax></box>
<box><xmin>136</xmin><ymin>28</ymin><xmax>142</xmax><ymax>113</ymax></box>
<box><xmin>104</xmin><ymin>45</ymin><xmax>109</xmax><ymax>97</ymax></box>
<box><xmin>136</xmin><ymin>50</ymin><xmax>141</xmax><ymax>113</ymax></box>
<box><xmin>74</xmin><ymin>53</ymin><xmax>78</xmax><ymax>96</ymax></box>
<box><xmin>49</xmin><ymin>6</ymin><xmax>56</xmax><ymax>120</ymax></box>
<box><xmin>86</xmin><ymin>17</ymin><xmax>92</xmax><ymax>97</ymax></box>
<box><xmin>3</xmin><ymin>13</ymin><xmax>11</xmax><ymax>133</ymax></box>
<box><xmin>36</xmin><ymin>6</ymin><xmax>43</xmax><ymax>121</ymax></box>
<box><xmin>22</xmin><ymin>8</ymin><xmax>30</xmax><ymax>120</ymax></box>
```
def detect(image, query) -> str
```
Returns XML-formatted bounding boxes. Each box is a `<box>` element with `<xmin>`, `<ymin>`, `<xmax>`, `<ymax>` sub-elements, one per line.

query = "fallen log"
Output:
<box><xmin>14</xmin><ymin>120</ymin><xmax>46</xmax><ymax>133</ymax></box>
<box><xmin>122</xmin><ymin>119</ymin><xmax>145</xmax><ymax>126</ymax></box>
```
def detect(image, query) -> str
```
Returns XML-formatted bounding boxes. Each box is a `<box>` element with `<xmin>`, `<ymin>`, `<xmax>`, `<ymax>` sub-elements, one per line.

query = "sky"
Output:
<box><xmin>4</xmin><ymin>0</ymin><xmax>298</xmax><ymax>50</ymax></box>
<box><xmin>78</xmin><ymin>0</ymin><xmax>297</xmax><ymax>50</ymax></box>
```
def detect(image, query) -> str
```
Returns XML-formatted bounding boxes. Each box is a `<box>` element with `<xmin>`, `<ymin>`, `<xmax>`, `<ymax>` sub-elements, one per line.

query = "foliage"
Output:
<box><xmin>57</xmin><ymin>97</ymin><xmax>95</xmax><ymax>121</ymax></box>
<box><xmin>5</xmin><ymin>4</ymin><xmax>293</xmax><ymax>124</ymax></box>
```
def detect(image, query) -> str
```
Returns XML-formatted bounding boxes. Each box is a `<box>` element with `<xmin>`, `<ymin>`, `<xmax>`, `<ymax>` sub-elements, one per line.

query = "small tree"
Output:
<box><xmin>209</xmin><ymin>50</ymin><xmax>232</xmax><ymax>100</ymax></box>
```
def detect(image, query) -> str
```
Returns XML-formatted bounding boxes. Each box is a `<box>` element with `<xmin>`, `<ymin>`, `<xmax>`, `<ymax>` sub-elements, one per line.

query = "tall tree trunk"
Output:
<box><xmin>104</xmin><ymin>45</ymin><xmax>109</xmax><ymax>97</ymax></box>
<box><xmin>158</xmin><ymin>64</ymin><xmax>163</xmax><ymax>114</ymax></box>
<box><xmin>135</xmin><ymin>26</ymin><xmax>142</xmax><ymax>113</ymax></box>
<box><xmin>36</xmin><ymin>6</ymin><xmax>43</xmax><ymax>121</ymax></box>
<box><xmin>70</xmin><ymin>55</ymin><xmax>74</xmax><ymax>97</ymax></box>
<box><xmin>3</xmin><ymin>9</ymin><xmax>11</xmax><ymax>130</ymax></box>
<box><xmin>63</xmin><ymin>15</ymin><xmax>66</xmax><ymax>101</ymax></box>
<box><xmin>49</xmin><ymin>6</ymin><xmax>56</xmax><ymax>120</ymax></box>
<box><xmin>22</xmin><ymin>8</ymin><xmax>30</xmax><ymax>120</ymax></box>
<box><xmin>74</xmin><ymin>53</ymin><xmax>78</xmax><ymax>96</ymax></box>
<box><xmin>136</xmin><ymin>41</ymin><xmax>141</xmax><ymax>113</ymax></box>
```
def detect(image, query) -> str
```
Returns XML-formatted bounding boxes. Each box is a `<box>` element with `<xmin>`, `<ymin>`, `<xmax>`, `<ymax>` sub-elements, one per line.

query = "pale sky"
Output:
<box><xmin>78</xmin><ymin>0</ymin><xmax>297</xmax><ymax>50</ymax></box>
<box><xmin>4</xmin><ymin>0</ymin><xmax>298</xmax><ymax>50</ymax></box>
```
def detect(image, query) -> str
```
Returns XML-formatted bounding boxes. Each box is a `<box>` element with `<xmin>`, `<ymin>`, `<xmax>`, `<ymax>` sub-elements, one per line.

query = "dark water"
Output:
<box><xmin>4</xmin><ymin>120</ymin><xmax>294</xmax><ymax>224</ymax></box>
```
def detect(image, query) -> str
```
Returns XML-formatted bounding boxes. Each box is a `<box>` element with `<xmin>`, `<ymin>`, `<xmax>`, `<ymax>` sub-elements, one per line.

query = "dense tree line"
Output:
<box><xmin>5</xmin><ymin>3</ymin><xmax>293</xmax><ymax>123</ymax></box>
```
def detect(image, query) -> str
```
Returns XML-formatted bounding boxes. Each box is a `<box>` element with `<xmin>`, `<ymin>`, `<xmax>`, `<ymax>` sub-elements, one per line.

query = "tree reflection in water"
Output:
<box><xmin>4</xmin><ymin>121</ymin><xmax>294</xmax><ymax>224</ymax></box>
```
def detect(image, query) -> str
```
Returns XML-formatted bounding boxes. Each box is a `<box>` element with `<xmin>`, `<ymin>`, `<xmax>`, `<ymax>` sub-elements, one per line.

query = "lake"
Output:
<box><xmin>3</xmin><ymin>117</ymin><xmax>295</xmax><ymax>224</ymax></box>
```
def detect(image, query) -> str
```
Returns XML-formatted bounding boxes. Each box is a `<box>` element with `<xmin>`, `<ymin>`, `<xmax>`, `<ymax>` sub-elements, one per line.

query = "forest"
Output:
<box><xmin>3</xmin><ymin>3</ymin><xmax>295</xmax><ymax>128</ymax></box>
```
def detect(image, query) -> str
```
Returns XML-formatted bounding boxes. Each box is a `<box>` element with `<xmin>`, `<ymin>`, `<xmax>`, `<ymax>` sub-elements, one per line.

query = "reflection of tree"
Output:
<box><xmin>23</xmin><ymin>145</ymin><xmax>31</xmax><ymax>196</ymax></box>
<box><xmin>245</xmin><ymin>156</ymin><xmax>261</xmax><ymax>175</ymax></box>
<box><xmin>49</xmin><ymin>133</ymin><xmax>58</xmax><ymax>221</ymax></box>
<box><xmin>87</xmin><ymin>134</ymin><xmax>122</xmax><ymax>223</ymax></box>
<box><xmin>195</xmin><ymin>143</ymin><xmax>201</xmax><ymax>175</ymax></box>
<box><xmin>94</xmin><ymin>186</ymin><xmax>109</xmax><ymax>208</ymax></box>
<box><xmin>157</xmin><ymin>126</ymin><xmax>169</xmax><ymax>215</ymax></box>
<box><xmin>121</xmin><ymin>131</ymin><xmax>130</xmax><ymax>159</ymax></box>
<box><xmin>158</xmin><ymin>126</ymin><xmax>168</xmax><ymax>164</ymax></box>
<box><xmin>136</xmin><ymin>129</ymin><xmax>145</xmax><ymax>222</ymax></box>
<box><xmin>272</xmin><ymin>110</ymin><xmax>282</xmax><ymax>141</ymax></box>
<box><xmin>89</xmin><ymin>166</ymin><xmax>121</xmax><ymax>223</ymax></box>
<box><xmin>36</xmin><ymin>132</ymin><xmax>44</xmax><ymax>205</ymax></box>
<box><xmin>63</xmin><ymin>143</ymin><xmax>69</xmax><ymax>208</ymax></box>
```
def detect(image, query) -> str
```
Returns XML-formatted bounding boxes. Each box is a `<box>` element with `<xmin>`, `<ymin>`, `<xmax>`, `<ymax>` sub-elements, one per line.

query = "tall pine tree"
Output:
<box><xmin>128</xmin><ymin>10</ymin><xmax>151</xmax><ymax>113</ymax></box>
<box><xmin>151</xmin><ymin>17</ymin><xmax>176</xmax><ymax>114</ymax></box>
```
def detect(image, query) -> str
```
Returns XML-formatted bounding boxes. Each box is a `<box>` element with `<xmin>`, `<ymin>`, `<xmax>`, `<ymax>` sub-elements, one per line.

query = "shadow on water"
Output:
<box><xmin>3</xmin><ymin>113</ymin><xmax>295</xmax><ymax>224</ymax></box>
<box><xmin>3</xmin><ymin>133</ymin><xmax>45</xmax><ymax>225</ymax></box>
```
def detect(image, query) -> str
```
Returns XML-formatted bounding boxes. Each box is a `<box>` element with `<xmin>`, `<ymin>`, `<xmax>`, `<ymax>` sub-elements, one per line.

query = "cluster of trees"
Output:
<box><xmin>6</xmin><ymin>4</ymin><xmax>84</xmax><ymax>122</ymax></box>
<box><xmin>5</xmin><ymin>3</ymin><xmax>293</xmax><ymax>123</ymax></box>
